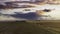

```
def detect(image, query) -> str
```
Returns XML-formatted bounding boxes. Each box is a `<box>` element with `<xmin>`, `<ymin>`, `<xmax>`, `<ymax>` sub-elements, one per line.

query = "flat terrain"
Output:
<box><xmin>0</xmin><ymin>20</ymin><xmax>60</xmax><ymax>34</ymax></box>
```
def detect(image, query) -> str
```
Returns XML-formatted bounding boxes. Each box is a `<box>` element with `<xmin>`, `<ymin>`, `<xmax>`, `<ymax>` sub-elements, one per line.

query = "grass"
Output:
<box><xmin>0</xmin><ymin>21</ymin><xmax>60</xmax><ymax>34</ymax></box>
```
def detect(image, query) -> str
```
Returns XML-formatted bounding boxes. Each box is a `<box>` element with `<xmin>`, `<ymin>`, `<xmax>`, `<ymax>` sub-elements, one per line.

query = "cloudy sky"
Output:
<box><xmin>0</xmin><ymin>0</ymin><xmax>32</xmax><ymax>2</ymax></box>
<box><xmin>0</xmin><ymin>0</ymin><xmax>46</xmax><ymax>3</ymax></box>
<box><xmin>0</xmin><ymin>0</ymin><xmax>33</xmax><ymax>3</ymax></box>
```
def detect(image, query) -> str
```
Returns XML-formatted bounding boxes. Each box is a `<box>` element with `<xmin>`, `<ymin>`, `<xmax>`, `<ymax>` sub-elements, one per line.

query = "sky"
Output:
<box><xmin>0</xmin><ymin>0</ymin><xmax>32</xmax><ymax>3</ymax></box>
<box><xmin>0</xmin><ymin>0</ymin><xmax>32</xmax><ymax>2</ymax></box>
<box><xmin>0</xmin><ymin>0</ymin><xmax>44</xmax><ymax>2</ymax></box>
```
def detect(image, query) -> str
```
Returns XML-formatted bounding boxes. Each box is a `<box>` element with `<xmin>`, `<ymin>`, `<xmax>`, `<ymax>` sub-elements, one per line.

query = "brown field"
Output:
<box><xmin>0</xmin><ymin>20</ymin><xmax>60</xmax><ymax>34</ymax></box>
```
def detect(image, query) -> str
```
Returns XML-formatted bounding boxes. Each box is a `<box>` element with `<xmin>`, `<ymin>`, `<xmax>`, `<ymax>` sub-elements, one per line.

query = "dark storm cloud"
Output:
<box><xmin>1</xmin><ymin>12</ymin><xmax>39</xmax><ymax>20</ymax></box>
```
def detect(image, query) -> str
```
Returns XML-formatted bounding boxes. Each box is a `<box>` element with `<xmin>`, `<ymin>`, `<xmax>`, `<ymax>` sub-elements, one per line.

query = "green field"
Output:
<box><xmin>0</xmin><ymin>21</ymin><xmax>60</xmax><ymax>34</ymax></box>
